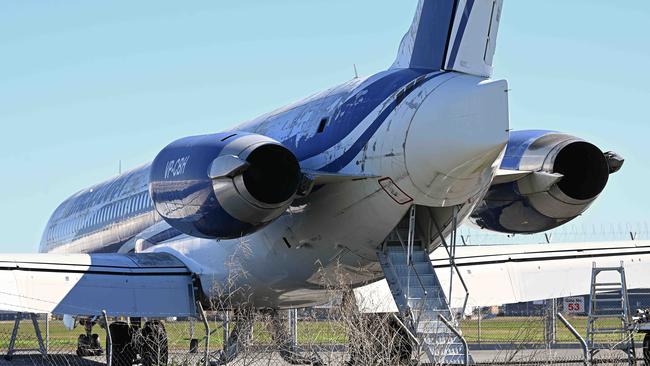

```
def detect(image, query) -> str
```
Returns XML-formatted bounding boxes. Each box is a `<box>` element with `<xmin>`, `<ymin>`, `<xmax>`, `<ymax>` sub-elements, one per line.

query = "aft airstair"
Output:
<box><xmin>586</xmin><ymin>263</ymin><xmax>636</xmax><ymax>364</ymax></box>
<box><xmin>378</xmin><ymin>206</ymin><xmax>469</xmax><ymax>365</ymax></box>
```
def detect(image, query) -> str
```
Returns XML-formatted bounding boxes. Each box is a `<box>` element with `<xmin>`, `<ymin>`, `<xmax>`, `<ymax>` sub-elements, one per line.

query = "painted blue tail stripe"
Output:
<box><xmin>282</xmin><ymin>69</ymin><xmax>429</xmax><ymax>162</ymax></box>
<box><xmin>409</xmin><ymin>1</ymin><xmax>457</xmax><ymax>70</ymax></box>
<box><xmin>447</xmin><ymin>0</ymin><xmax>475</xmax><ymax>69</ymax></box>
<box><xmin>319</xmin><ymin>72</ymin><xmax>447</xmax><ymax>172</ymax></box>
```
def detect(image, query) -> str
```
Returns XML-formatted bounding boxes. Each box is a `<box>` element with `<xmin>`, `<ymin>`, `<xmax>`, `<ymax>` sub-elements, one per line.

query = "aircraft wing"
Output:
<box><xmin>356</xmin><ymin>240</ymin><xmax>650</xmax><ymax>312</ymax></box>
<box><xmin>0</xmin><ymin>252</ymin><xmax>197</xmax><ymax>317</ymax></box>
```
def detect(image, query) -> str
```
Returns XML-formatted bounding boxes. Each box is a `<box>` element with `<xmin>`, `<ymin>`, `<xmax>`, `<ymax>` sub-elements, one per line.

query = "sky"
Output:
<box><xmin>0</xmin><ymin>1</ymin><xmax>648</xmax><ymax>252</ymax></box>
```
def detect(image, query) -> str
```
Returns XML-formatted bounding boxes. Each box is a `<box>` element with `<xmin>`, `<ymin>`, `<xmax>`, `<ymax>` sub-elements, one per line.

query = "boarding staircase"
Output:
<box><xmin>586</xmin><ymin>263</ymin><xmax>636</xmax><ymax>364</ymax></box>
<box><xmin>378</xmin><ymin>208</ymin><xmax>469</xmax><ymax>365</ymax></box>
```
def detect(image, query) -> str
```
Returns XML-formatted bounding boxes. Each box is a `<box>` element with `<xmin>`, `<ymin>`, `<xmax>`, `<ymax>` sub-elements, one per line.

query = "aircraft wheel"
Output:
<box><xmin>76</xmin><ymin>334</ymin><xmax>91</xmax><ymax>357</ymax></box>
<box><xmin>108</xmin><ymin>321</ymin><xmax>135</xmax><ymax>366</ymax></box>
<box><xmin>77</xmin><ymin>333</ymin><xmax>103</xmax><ymax>357</ymax></box>
<box><xmin>140</xmin><ymin>321</ymin><xmax>168</xmax><ymax>366</ymax></box>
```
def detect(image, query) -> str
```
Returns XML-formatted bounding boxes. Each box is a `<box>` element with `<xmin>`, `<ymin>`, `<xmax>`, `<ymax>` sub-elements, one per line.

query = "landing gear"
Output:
<box><xmin>76</xmin><ymin>318</ymin><xmax>103</xmax><ymax>357</ymax></box>
<box><xmin>105</xmin><ymin>319</ymin><xmax>169</xmax><ymax>366</ymax></box>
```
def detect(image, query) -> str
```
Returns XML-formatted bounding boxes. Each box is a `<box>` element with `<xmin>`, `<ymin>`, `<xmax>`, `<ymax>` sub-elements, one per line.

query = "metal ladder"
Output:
<box><xmin>378</xmin><ymin>207</ymin><xmax>469</xmax><ymax>365</ymax></box>
<box><xmin>5</xmin><ymin>313</ymin><xmax>48</xmax><ymax>360</ymax></box>
<box><xmin>586</xmin><ymin>262</ymin><xmax>636</xmax><ymax>364</ymax></box>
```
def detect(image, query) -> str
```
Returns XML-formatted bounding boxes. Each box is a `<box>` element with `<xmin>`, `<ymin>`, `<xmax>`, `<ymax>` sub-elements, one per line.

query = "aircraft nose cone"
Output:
<box><xmin>404</xmin><ymin>76</ymin><xmax>509</xmax><ymax>206</ymax></box>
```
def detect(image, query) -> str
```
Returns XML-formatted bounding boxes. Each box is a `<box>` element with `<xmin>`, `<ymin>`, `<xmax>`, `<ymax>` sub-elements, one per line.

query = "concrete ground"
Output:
<box><xmin>0</xmin><ymin>348</ymin><xmax>643</xmax><ymax>365</ymax></box>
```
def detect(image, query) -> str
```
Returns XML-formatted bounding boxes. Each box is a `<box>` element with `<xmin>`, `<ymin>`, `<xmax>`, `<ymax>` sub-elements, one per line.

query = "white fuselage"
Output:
<box><xmin>40</xmin><ymin>70</ymin><xmax>509</xmax><ymax>308</ymax></box>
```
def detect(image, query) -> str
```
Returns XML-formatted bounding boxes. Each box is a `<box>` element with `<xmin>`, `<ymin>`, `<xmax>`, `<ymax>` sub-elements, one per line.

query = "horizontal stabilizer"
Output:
<box><xmin>355</xmin><ymin>240</ymin><xmax>650</xmax><ymax>313</ymax></box>
<box><xmin>0</xmin><ymin>253</ymin><xmax>197</xmax><ymax>317</ymax></box>
<box><xmin>392</xmin><ymin>0</ymin><xmax>503</xmax><ymax>77</ymax></box>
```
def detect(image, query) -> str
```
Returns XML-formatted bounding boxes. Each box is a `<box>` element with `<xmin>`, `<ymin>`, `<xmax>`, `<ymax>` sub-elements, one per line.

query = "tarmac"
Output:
<box><xmin>0</xmin><ymin>347</ymin><xmax>642</xmax><ymax>365</ymax></box>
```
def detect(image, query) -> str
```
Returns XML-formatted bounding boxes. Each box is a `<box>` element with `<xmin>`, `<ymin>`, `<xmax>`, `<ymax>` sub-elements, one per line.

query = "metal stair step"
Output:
<box><xmin>397</xmin><ymin>276</ymin><xmax>441</xmax><ymax>289</ymax></box>
<box><xmin>593</xmin><ymin>288</ymin><xmax>623</xmax><ymax>296</ymax></box>
<box><xmin>594</xmin><ymin>267</ymin><xmax>626</xmax><ymax>271</ymax></box>
<box><xmin>387</xmin><ymin>252</ymin><xmax>430</xmax><ymax>264</ymax></box>
<box><xmin>589</xmin><ymin>314</ymin><xmax>626</xmax><ymax>318</ymax></box>
<box><xmin>391</xmin><ymin>263</ymin><xmax>433</xmax><ymax>275</ymax></box>
<box><xmin>380</xmin><ymin>231</ymin><xmax>467</xmax><ymax>365</ymax></box>
<box><xmin>591</xmin><ymin>298</ymin><xmax>623</xmax><ymax>303</ymax></box>
<box><xmin>385</xmin><ymin>244</ymin><xmax>424</xmax><ymax>252</ymax></box>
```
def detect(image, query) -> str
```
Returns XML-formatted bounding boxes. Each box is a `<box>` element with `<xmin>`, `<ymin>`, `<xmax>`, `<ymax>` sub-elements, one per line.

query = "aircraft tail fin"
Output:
<box><xmin>392</xmin><ymin>0</ymin><xmax>503</xmax><ymax>78</ymax></box>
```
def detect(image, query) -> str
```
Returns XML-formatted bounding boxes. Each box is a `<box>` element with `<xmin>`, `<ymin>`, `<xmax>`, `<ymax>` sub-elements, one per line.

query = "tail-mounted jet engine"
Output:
<box><xmin>470</xmin><ymin>130</ymin><xmax>624</xmax><ymax>234</ymax></box>
<box><xmin>150</xmin><ymin>132</ymin><xmax>301</xmax><ymax>239</ymax></box>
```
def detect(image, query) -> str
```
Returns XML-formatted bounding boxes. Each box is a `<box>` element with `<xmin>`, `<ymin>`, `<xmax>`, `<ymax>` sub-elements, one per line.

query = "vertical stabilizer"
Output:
<box><xmin>392</xmin><ymin>0</ymin><xmax>503</xmax><ymax>78</ymax></box>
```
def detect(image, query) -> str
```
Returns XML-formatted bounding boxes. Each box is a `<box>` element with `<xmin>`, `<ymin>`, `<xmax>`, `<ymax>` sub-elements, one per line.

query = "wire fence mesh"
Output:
<box><xmin>0</xmin><ymin>298</ymin><xmax>647</xmax><ymax>366</ymax></box>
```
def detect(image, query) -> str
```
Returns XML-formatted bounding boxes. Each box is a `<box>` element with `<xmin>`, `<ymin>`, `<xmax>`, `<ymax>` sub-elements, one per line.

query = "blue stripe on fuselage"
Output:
<box><xmin>281</xmin><ymin>69</ymin><xmax>431</xmax><ymax>162</ymax></box>
<box><xmin>319</xmin><ymin>72</ymin><xmax>448</xmax><ymax>172</ymax></box>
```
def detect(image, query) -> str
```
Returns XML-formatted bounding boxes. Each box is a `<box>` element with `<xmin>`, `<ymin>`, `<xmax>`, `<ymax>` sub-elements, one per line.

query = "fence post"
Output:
<box><xmin>288</xmin><ymin>309</ymin><xmax>298</xmax><ymax>349</ymax></box>
<box><xmin>545</xmin><ymin>299</ymin><xmax>557</xmax><ymax>347</ymax></box>
<box><xmin>197</xmin><ymin>302</ymin><xmax>210</xmax><ymax>366</ymax></box>
<box><xmin>477</xmin><ymin>307</ymin><xmax>482</xmax><ymax>345</ymax></box>
<box><xmin>223</xmin><ymin>310</ymin><xmax>230</xmax><ymax>354</ymax></box>
<box><xmin>45</xmin><ymin>314</ymin><xmax>49</xmax><ymax>355</ymax></box>
<box><xmin>102</xmin><ymin>310</ymin><xmax>112</xmax><ymax>366</ymax></box>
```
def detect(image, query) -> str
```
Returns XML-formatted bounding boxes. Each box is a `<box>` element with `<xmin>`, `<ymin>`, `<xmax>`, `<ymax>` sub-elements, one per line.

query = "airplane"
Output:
<box><xmin>0</xmin><ymin>0</ymin><xmax>638</xmax><ymax>364</ymax></box>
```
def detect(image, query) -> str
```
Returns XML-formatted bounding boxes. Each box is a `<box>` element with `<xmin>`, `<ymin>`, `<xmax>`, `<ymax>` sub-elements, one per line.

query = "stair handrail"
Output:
<box><xmin>394</xmin><ymin>230</ymin><xmax>428</xmax><ymax>297</ymax></box>
<box><xmin>432</xmin><ymin>217</ymin><xmax>470</xmax><ymax>319</ymax></box>
<box><xmin>439</xmin><ymin>314</ymin><xmax>469</xmax><ymax>366</ymax></box>
<box><xmin>390</xmin><ymin>313</ymin><xmax>420</xmax><ymax>347</ymax></box>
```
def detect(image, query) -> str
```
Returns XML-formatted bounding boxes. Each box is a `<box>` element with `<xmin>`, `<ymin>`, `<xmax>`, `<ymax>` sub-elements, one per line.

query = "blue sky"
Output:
<box><xmin>0</xmin><ymin>1</ymin><xmax>648</xmax><ymax>252</ymax></box>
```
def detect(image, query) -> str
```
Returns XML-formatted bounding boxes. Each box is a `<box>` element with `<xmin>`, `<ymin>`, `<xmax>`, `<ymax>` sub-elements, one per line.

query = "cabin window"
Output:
<box><xmin>317</xmin><ymin>118</ymin><xmax>329</xmax><ymax>133</ymax></box>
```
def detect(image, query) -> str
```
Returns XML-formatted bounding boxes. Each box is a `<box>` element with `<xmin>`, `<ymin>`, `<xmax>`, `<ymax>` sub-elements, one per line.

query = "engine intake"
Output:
<box><xmin>470</xmin><ymin>130</ymin><xmax>622</xmax><ymax>234</ymax></box>
<box><xmin>150</xmin><ymin>132</ymin><xmax>301</xmax><ymax>239</ymax></box>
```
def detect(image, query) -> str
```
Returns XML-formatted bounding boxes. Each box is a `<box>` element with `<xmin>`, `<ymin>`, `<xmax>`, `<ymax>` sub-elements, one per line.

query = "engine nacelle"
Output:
<box><xmin>150</xmin><ymin>132</ymin><xmax>301</xmax><ymax>239</ymax></box>
<box><xmin>470</xmin><ymin>130</ymin><xmax>623</xmax><ymax>234</ymax></box>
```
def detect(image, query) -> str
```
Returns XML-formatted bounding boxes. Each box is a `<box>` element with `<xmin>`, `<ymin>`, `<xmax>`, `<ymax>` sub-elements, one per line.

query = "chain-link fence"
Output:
<box><xmin>0</xmin><ymin>296</ymin><xmax>648</xmax><ymax>366</ymax></box>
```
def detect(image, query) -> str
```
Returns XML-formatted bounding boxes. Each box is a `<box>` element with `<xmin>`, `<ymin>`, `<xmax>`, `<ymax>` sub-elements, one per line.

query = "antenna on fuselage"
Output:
<box><xmin>353</xmin><ymin>64</ymin><xmax>359</xmax><ymax>79</ymax></box>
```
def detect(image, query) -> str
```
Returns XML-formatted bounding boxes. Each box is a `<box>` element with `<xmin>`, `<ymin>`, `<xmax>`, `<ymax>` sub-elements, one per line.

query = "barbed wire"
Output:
<box><xmin>459</xmin><ymin>222</ymin><xmax>650</xmax><ymax>246</ymax></box>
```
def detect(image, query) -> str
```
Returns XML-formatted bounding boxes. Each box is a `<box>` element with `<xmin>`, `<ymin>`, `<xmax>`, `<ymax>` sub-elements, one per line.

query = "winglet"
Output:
<box><xmin>392</xmin><ymin>0</ymin><xmax>503</xmax><ymax>78</ymax></box>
